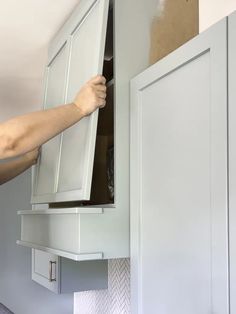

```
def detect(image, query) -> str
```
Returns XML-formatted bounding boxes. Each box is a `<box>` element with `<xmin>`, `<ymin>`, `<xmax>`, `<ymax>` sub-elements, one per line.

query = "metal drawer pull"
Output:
<box><xmin>49</xmin><ymin>261</ymin><xmax>57</xmax><ymax>282</ymax></box>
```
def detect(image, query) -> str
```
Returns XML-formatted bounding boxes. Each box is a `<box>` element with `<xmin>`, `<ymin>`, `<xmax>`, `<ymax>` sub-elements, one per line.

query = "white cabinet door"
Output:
<box><xmin>228</xmin><ymin>11</ymin><xmax>236</xmax><ymax>314</ymax></box>
<box><xmin>32</xmin><ymin>249</ymin><xmax>59</xmax><ymax>293</ymax></box>
<box><xmin>32</xmin><ymin>249</ymin><xmax>108</xmax><ymax>293</ymax></box>
<box><xmin>57</xmin><ymin>0</ymin><xmax>109</xmax><ymax>200</ymax></box>
<box><xmin>32</xmin><ymin>41</ymin><xmax>69</xmax><ymax>201</ymax></box>
<box><xmin>32</xmin><ymin>0</ymin><xmax>109</xmax><ymax>204</ymax></box>
<box><xmin>131</xmin><ymin>18</ymin><xmax>229</xmax><ymax>314</ymax></box>
<box><xmin>32</xmin><ymin>249</ymin><xmax>108</xmax><ymax>294</ymax></box>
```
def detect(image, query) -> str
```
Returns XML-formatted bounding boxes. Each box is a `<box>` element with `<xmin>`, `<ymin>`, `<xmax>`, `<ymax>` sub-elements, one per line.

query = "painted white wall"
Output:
<box><xmin>199</xmin><ymin>0</ymin><xmax>236</xmax><ymax>31</ymax></box>
<box><xmin>0</xmin><ymin>0</ymin><xmax>80</xmax><ymax>79</ymax></box>
<box><xmin>0</xmin><ymin>171</ymin><xmax>74</xmax><ymax>314</ymax></box>
<box><xmin>0</xmin><ymin>0</ymin><xmax>80</xmax><ymax>121</ymax></box>
<box><xmin>0</xmin><ymin>78</ymin><xmax>43</xmax><ymax>122</ymax></box>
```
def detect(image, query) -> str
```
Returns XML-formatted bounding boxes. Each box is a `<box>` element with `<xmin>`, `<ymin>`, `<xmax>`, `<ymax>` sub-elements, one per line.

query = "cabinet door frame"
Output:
<box><xmin>130</xmin><ymin>18</ymin><xmax>229</xmax><ymax>314</ymax></box>
<box><xmin>31</xmin><ymin>0</ymin><xmax>110</xmax><ymax>204</ymax></box>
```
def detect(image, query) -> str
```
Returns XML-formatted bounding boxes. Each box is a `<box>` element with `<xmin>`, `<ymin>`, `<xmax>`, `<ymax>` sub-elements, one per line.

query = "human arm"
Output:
<box><xmin>0</xmin><ymin>75</ymin><xmax>106</xmax><ymax>159</ymax></box>
<box><xmin>0</xmin><ymin>148</ymin><xmax>39</xmax><ymax>185</ymax></box>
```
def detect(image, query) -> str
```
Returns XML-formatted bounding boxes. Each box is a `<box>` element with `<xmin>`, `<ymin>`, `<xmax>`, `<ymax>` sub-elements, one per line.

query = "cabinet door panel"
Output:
<box><xmin>33</xmin><ymin>43</ymin><xmax>69</xmax><ymax>198</ymax></box>
<box><xmin>32</xmin><ymin>249</ymin><xmax>59</xmax><ymax>293</ymax></box>
<box><xmin>131</xmin><ymin>19</ymin><xmax>228</xmax><ymax>314</ymax></box>
<box><xmin>57</xmin><ymin>0</ymin><xmax>109</xmax><ymax>200</ymax></box>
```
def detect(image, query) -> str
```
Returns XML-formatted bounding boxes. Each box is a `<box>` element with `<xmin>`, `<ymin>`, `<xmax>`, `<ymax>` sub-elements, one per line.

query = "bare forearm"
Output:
<box><xmin>0</xmin><ymin>156</ymin><xmax>34</xmax><ymax>185</ymax></box>
<box><xmin>0</xmin><ymin>103</ymin><xmax>84</xmax><ymax>159</ymax></box>
<box><xmin>0</xmin><ymin>75</ymin><xmax>106</xmax><ymax>159</ymax></box>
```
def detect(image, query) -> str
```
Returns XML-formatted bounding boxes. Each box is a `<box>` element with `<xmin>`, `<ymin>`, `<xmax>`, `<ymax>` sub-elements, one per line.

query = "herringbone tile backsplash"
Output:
<box><xmin>74</xmin><ymin>259</ymin><xmax>130</xmax><ymax>314</ymax></box>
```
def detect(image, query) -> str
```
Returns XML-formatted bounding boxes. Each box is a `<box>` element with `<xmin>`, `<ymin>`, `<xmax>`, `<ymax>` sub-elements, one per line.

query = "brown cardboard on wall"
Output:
<box><xmin>149</xmin><ymin>0</ymin><xmax>199</xmax><ymax>64</ymax></box>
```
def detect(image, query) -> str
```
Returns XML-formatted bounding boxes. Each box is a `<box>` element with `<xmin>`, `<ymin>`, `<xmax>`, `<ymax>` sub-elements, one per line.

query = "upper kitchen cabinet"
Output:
<box><xmin>130</xmin><ymin>17</ymin><xmax>229</xmax><ymax>314</ymax></box>
<box><xmin>18</xmin><ymin>0</ymin><xmax>159</xmax><ymax>260</ymax></box>
<box><xmin>32</xmin><ymin>0</ymin><xmax>110</xmax><ymax>203</ymax></box>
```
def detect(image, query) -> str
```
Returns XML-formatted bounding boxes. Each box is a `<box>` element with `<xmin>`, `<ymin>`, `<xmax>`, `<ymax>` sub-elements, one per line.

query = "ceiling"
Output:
<box><xmin>0</xmin><ymin>0</ymin><xmax>80</xmax><ymax>79</ymax></box>
<box><xmin>0</xmin><ymin>0</ymin><xmax>80</xmax><ymax>120</ymax></box>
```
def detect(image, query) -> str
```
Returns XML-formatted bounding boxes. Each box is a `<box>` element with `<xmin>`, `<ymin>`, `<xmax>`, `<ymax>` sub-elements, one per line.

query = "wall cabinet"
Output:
<box><xmin>31</xmin><ymin>249</ymin><xmax>108</xmax><ymax>294</ymax></box>
<box><xmin>32</xmin><ymin>249</ymin><xmax>59</xmax><ymax>293</ymax></box>
<box><xmin>131</xmin><ymin>16</ymin><xmax>230</xmax><ymax>314</ymax></box>
<box><xmin>17</xmin><ymin>0</ymin><xmax>158</xmax><ymax>262</ymax></box>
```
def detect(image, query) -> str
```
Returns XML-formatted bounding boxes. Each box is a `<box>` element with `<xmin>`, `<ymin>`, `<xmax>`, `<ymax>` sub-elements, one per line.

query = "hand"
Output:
<box><xmin>24</xmin><ymin>147</ymin><xmax>40</xmax><ymax>165</ymax></box>
<box><xmin>73</xmin><ymin>75</ymin><xmax>107</xmax><ymax>116</ymax></box>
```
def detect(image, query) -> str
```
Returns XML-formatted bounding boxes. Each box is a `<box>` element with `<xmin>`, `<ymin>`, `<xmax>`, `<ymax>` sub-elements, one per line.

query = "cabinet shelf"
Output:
<box><xmin>16</xmin><ymin>241</ymin><xmax>103</xmax><ymax>261</ymax></box>
<box><xmin>17</xmin><ymin>207</ymin><xmax>105</xmax><ymax>261</ymax></box>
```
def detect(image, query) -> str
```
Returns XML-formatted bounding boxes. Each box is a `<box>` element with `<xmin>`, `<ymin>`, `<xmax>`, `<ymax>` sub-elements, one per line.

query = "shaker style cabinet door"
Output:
<box><xmin>57</xmin><ymin>0</ymin><xmax>109</xmax><ymax>201</ymax></box>
<box><xmin>130</xmin><ymin>18</ymin><xmax>229</xmax><ymax>314</ymax></box>
<box><xmin>32</xmin><ymin>0</ymin><xmax>109</xmax><ymax>203</ymax></box>
<box><xmin>32</xmin><ymin>249</ymin><xmax>59</xmax><ymax>293</ymax></box>
<box><xmin>32</xmin><ymin>42</ymin><xmax>69</xmax><ymax>200</ymax></box>
<box><xmin>31</xmin><ymin>248</ymin><xmax>108</xmax><ymax>294</ymax></box>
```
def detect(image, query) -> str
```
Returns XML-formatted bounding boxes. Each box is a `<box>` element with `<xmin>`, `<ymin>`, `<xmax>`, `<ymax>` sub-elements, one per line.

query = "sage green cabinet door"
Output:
<box><xmin>57</xmin><ymin>0</ymin><xmax>109</xmax><ymax>201</ymax></box>
<box><xmin>33</xmin><ymin>42</ymin><xmax>69</xmax><ymax>200</ymax></box>
<box><xmin>131</xmin><ymin>18</ymin><xmax>228</xmax><ymax>314</ymax></box>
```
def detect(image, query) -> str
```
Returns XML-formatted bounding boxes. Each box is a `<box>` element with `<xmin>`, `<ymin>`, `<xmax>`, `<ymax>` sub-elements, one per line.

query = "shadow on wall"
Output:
<box><xmin>0</xmin><ymin>303</ymin><xmax>14</xmax><ymax>314</ymax></box>
<box><xmin>0</xmin><ymin>77</ymin><xmax>43</xmax><ymax>122</ymax></box>
<box><xmin>0</xmin><ymin>44</ymin><xmax>47</xmax><ymax>122</ymax></box>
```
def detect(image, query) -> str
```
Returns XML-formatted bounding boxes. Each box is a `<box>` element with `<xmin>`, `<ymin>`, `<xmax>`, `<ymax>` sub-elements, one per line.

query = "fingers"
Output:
<box><xmin>98</xmin><ymin>99</ymin><xmax>106</xmax><ymax>108</ymax></box>
<box><xmin>91</xmin><ymin>76</ymin><xmax>107</xmax><ymax>108</ymax></box>
<box><xmin>96</xmin><ymin>91</ymin><xmax>106</xmax><ymax>99</ymax></box>
<box><xmin>94</xmin><ymin>85</ymin><xmax>106</xmax><ymax>102</ymax></box>
<box><xmin>24</xmin><ymin>147</ymin><xmax>41</xmax><ymax>165</ymax></box>
<box><xmin>89</xmin><ymin>75</ymin><xmax>106</xmax><ymax>85</ymax></box>
<box><xmin>74</xmin><ymin>75</ymin><xmax>107</xmax><ymax>116</ymax></box>
<box><xmin>99</xmin><ymin>102</ymin><xmax>106</xmax><ymax>109</ymax></box>
<box><xmin>96</xmin><ymin>85</ymin><xmax>106</xmax><ymax>92</ymax></box>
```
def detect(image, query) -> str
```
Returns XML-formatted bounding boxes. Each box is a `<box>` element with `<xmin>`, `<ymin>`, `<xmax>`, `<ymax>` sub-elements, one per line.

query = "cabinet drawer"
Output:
<box><xmin>17</xmin><ymin>208</ymin><xmax>104</xmax><ymax>261</ymax></box>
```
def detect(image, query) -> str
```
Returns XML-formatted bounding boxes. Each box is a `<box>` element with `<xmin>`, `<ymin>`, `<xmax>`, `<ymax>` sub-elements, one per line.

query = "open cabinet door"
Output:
<box><xmin>32</xmin><ymin>0</ymin><xmax>110</xmax><ymax>204</ymax></box>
